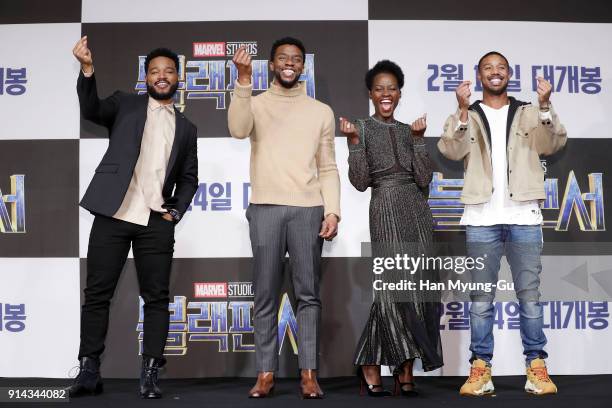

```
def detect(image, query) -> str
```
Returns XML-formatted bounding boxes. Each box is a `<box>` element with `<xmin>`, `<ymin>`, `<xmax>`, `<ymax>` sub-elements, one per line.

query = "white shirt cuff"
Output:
<box><xmin>539</xmin><ymin>110</ymin><xmax>553</xmax><ymax>126</ymax></box>
<box><xmin>538</xmin><ymin>110</ymin><xmax>552</xmax><ymax>121</ymax></box>
<box><xmin>82</xmin><ymin>67</ymin><xmax>94</xmax><ymax>77</ymax></box>
<box><xmin>455</xmin><ymin>119</ymin><xmax>468</xmax><ymax>132</ymax></box>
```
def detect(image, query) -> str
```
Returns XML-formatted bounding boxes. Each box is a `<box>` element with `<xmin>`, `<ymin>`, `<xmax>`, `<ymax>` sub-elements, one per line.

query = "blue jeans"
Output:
<box><xmin>466</xmin><ymin>224</ymin><xmax>548</xmax><ymax>365</ymax></box>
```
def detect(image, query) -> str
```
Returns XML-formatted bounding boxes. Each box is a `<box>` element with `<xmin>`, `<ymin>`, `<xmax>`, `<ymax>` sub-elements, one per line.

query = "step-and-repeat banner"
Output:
<box><xmin>1</xmin><ymin>0</ymin><xmax>611</xmax><ymax>378</ymax></box>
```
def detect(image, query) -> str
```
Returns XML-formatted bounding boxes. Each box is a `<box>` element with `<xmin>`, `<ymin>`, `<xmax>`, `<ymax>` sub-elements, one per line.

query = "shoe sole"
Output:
<box><xmin>248</xmin><ymin>386</ymin><xmax>275</xmax><ymax>398</ymax></box>
<box><xmin>460</xmin><ymin>380</ymin><xmax>495</xmax><ymax>396</ymax></box>
<box><xmin>68</xmin><ymin>383</ymin><xmax>103</xmax><ymax>398</ymax></box>
<box><xmin>525</xmin><ymin>380</ymin><xmax>557</xmax><ymax>395</ymax></box>
<box><xmin>140</xmin><ymin>393</ymin><xmax>162</xmax><ymax>399</ymax></box>
<box><xmin>300</xmin><ymin>393</ymin><xmax>324</xmax><ymax>399</ymax></box>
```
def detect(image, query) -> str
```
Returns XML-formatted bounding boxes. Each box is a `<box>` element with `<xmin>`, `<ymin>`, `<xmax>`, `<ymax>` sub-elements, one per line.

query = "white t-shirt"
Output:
<box><xmin>460</xmin><ymin>102</ymin><xmax>542</xmax><ymax>226</ymax></box>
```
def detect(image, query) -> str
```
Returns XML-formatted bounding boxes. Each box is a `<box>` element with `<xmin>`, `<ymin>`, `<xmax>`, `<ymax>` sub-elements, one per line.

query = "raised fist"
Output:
<box><xmin>339</xmin><ymin>117</ymin><xmax>360</xmax><ymax>144</ymax></box>
<box><xmin>73</xmin><ymin>36</ymin><xmax>93</xmax><ymax>74</ymax></box>
<box><xmin>456</xmin><ymin>80</ymin><xmax>472</xmax><ymax>111</ymax></box>
<box><xmin>232</xmin><ymin>46</ymin><xmax>252</xmax><ymax>86</ymax></box>
<box><xmin>536</xmin><ymin>76</ymin><xmax>552</xmax><ymax>107</ymax></box>
<box><xmin>411</xmin><ymin>114</ymin><xmax>427</xmax><ymax>137</ymax></box>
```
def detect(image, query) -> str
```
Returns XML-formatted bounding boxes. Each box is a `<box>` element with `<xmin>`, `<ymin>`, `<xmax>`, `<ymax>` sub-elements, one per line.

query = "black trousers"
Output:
<box><xmin>79</xmin><ymin>212</ymin><xmax>175</xmax><ymax>361</ymax></box>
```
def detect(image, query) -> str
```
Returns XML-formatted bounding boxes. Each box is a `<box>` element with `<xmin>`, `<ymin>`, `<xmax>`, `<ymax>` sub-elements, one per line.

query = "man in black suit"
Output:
<box><xmin>68</xmin><ymin>36</ymin><xmax>198</xmax><ymax>399</ymax></box>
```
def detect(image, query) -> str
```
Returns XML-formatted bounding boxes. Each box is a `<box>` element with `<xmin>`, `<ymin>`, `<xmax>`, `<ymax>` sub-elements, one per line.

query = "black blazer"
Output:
<box><xmin>77</xmin><ymin>72</ymin><xmax>198</xmax><ymax>221</ymax></box>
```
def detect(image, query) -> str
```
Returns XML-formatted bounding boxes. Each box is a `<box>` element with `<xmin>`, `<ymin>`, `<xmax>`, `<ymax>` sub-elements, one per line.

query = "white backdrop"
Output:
<box><xmin>0</xmin><ymin>259</ymin><xmax>80</xmax><ymax>377</ymax></box>
<box><xmin>0</xmin><ymin>23</ymin><xmax>81</xmax><ymax>140</ymax></box>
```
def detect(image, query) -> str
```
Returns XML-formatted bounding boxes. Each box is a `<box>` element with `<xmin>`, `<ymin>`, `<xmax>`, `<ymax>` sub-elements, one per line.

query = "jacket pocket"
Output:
<box><xmin>515</xmin><ymin>129</ymin><xmax>531</xmax><ymax>139</ymax></box>
<box><xmin>95</xmin><ymin>163</ymin><xmax>119</xmax><ymax>173</ymax></box>
<box><xmin>517</xmin><ymin>109</ymin><xmax>539</xmax><ymax>137</ymax></box>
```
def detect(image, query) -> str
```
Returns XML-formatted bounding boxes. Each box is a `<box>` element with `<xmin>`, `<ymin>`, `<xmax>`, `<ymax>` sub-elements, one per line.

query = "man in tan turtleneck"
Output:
<box><xmin>228</xmin><ymin>37</ymin><xmax>340</xmax><ymax>399</ymax></box>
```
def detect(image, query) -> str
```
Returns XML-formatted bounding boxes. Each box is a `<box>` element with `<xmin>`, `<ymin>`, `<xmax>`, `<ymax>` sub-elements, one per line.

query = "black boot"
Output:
<box><xmin>67</xmin><ymin>357</ymin><xmax>103</xmax><ymax>397</ymax></box>
<box><xmin>140</xmin><ymin>357</ymin><xmax>165</xmax><ymax>399</ymax></box>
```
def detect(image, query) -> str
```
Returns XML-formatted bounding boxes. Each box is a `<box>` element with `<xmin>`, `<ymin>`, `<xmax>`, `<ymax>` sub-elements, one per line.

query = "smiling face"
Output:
<box><xmin>369</xmin><ymin>72</ymin><xmax>401</xmax><ymax>121</ymax></box>
<box><xmin>269</xmin><ymin>44</ymin><xmax>304</xmax><ymax>89</ymax></box>
<box><xmin>478</xmin><ymin>53</ymin><xmax>511</xmax><ymax>97</ymax></box>
<box><xmin>145</xmin><ymin>56</ymin><xmax>179</xmax><ymax>103</ymax></box>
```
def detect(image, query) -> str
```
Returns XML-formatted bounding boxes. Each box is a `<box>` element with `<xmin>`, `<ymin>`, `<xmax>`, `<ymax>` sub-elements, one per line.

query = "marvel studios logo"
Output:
<box><xmin>193</xmin><ymin>42</ymin><xmax>258</xmax><ymax>58</ymax></box>
<box><xmin>193</xmin><ymin>282</ymin><xmax>254</xmax><ymax>298</ymax></box>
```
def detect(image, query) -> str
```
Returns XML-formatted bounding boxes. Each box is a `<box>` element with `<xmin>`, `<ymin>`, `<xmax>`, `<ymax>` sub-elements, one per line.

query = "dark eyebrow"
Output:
<box><xmin>279</xmin><ymin>53</ymin><xmax>302</xmax><ymax>58</ymax></box>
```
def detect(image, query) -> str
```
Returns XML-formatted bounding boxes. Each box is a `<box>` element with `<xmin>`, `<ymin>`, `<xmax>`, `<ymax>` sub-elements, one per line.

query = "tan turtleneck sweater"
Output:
<box><xmin>228</xmin><ymin>80</ymin><xmax>340</xmax><ymax>219</ymax></box>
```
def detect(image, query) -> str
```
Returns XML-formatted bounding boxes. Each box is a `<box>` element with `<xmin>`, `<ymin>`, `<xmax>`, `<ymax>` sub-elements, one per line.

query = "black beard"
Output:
<box><xmin>147</xmin><ymin>82</ymin><xmax>179</xmax><ymax>101</ymax></box>
<box><xmin>483</xmin><ymin>79</ymin><xmax>508</xmax><ymax>96</ymax></box>
<box><xmin>274</xmin><ymin>71</ymin><xmax>300</xmax><ymax>89</ymax></box>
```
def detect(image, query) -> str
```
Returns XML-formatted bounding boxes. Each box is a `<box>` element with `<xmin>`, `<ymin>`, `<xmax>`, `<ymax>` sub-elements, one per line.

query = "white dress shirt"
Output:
<box><xmin>113</xmin><ymin>97</ymin><xmax>176</xmax><ymax>226</ymax></box>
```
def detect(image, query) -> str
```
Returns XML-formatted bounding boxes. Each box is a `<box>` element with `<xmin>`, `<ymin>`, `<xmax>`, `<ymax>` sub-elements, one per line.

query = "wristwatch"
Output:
<box><xmin>167</xmin><ymin>209</ymin><xmax>181</xmax><ymax>223</ymax></box>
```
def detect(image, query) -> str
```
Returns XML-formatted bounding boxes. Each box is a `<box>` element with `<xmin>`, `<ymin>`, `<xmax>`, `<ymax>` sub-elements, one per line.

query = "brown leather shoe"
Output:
<box><xmin>300</xmin><ymin>369</ymin><xmax>324</xmax><ymax>399</ymax></box>
<box><xmin>248</xmin><ymin>371</ymin><xmax>275</xmax><ymax>398</ymax></box>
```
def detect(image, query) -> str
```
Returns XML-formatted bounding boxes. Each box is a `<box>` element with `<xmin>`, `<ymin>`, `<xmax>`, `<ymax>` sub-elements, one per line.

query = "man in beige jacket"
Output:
<box><xmin>438</xmin><ymin>51</ymin><xmax>566</xmax><ymax>397</ymax></box>
<box><xmin>228</xmin><ymin>37</ymin><xmax>340</xmax><ymax>399</ymax></box>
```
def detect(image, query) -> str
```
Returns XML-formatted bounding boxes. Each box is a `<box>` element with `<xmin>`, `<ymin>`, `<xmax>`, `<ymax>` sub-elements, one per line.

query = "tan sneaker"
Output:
<box><xmin>459</xmin><ymin>359</ymin><xmax>495</xmax><ymax>396</ymax></box>
<box><xmin>525</xmin><ymin>358</ymin><xmax>557</xmax><ymax>395</ymax></box>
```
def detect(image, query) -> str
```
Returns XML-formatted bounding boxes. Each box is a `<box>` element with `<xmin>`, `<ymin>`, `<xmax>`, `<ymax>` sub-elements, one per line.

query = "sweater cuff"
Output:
<box><xmin>413</xmin><ymin>142</ymin><xmax>427</xmax><ymax>153</ymax></box>
<box><xmin>325</xmin><ymin>211</ymin><xmax>341</xmax><ymax>222</ymax></box>
<box><xmin>347</xmin><ymin>138</ymin><xmax>365</xmax><ymax>152</ymax></box>
<box><xmin>233</xmin><ymin>80</ymin><xmax>253</xmax><ymax>98</ymax></box>
<box><xmin>413</xmin><ymin>136</ymin><xmax>426</xmax><ymax>146</ymax></box>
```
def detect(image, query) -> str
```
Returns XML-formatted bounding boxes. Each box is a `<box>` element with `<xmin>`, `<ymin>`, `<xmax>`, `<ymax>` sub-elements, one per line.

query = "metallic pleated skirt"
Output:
<box><xmin>353</xmin><ymin>174</ymin><xmax>444</xmax><ymax>371</ymax></box>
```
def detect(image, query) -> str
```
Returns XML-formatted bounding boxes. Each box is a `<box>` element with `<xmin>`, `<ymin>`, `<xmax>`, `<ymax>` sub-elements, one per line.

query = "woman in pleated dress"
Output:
<box><xmin>339</xmin><ymin>60</ymin><xmax>443</xmax><ymax>397</ymax></box>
